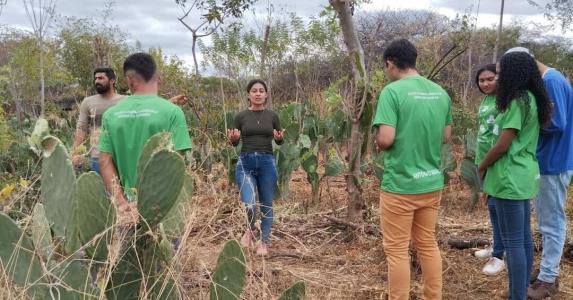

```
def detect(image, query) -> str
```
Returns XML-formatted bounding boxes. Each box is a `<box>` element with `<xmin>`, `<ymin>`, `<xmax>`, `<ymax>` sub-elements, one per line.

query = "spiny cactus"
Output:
<box><xmin>51</xmin><ymin>257</ymin><xmax>99</xmax><ymax>299</ymax></box>
<box><xmin>30</xmin><ymin>203</ymin><xmax>53</xmax><ymax>261</ymax></box>
<box><xmin>209</xmin><ymin>240</ymin><xmax>246</xmax><ymax>300</ymax></box>
<box><xmin>136</xmin><ymin>131</ymin><xmax>172</xmax><ymax>188</ymax></box>
<box><xmin>277</xmin><ymin>281</ymin><xmax>306</xmax><ymax>300</ymax></box>
<box><xmin>274</xmin><ymin>143</ymin><xmax>301</xmax><ymax>199</ymax></box>
<box><xmin>137</xmin><ymin>149</ymin><xmax>186</xmax><ymax>230</ymax></box>
<box><xmin>0</xmin><ymin>213</ymin><xmax>48</xmax><ymax>298</ymax></box>
<box><xmin>40</xmin><ymin>135</ymin><xmax>79</xmax><ymax>254</ymax></box>
<box><xmin>460</xmin><ymin>159</ymin><xmax>481</xmax><ymax>208</ymax></box>
<box><xmin>162</xmin><ymin>173</ymin><xmax>194</xmax><ymax>239</ymax></box>
<box><xmin>76</xmin><ymin>172</ymin><xmax>116</xmax><ymax>261</ymax></box>
<box><xmin>27</xmin><ymin>118</ymin><xmax>49</xmax><ymax>156</ymax></box>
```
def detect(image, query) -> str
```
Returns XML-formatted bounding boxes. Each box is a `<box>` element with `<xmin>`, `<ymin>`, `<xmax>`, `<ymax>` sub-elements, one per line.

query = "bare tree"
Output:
<box><xmin>492</xmin><ymin>0</ymin><xmax>505</xmax><ymax>63</ymax></box>
<box><xmin>329</xmin><ymin>0</ymin><xmax>370</xmax><ymax>223</ymax></box>
<box><xmin>0</xmin><ymin>0</ymin><xmax>7</xmax><ymax>17</ymax></box>
<box><xmin>23</xmin><ymin>0</ymin><xmax>57</xmax><ymax>116</ymax></box>
<box><xmin>175</xmin><ymin>0</ymin><xmax>257</xmax><ymax>75</ymax></box>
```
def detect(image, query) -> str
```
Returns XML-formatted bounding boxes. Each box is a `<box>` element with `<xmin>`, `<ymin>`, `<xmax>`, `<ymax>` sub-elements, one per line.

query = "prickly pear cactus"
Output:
<box><xmin>137</xmin><ymin>149</ymin><xmax>185</xmax><ymax>229</ymax></box>
<box><xmin>162</xmin><ymin>173</ymin><xmax>194</xmax><ymax>239</ymax></box>
<box><xmin>460</xmin><ymin>159</ymin><xmax>481</xmax><ymax>208</ymax></box>
<box><xmin>40</xmin><ymin>135</ymin><xmax>79</xmax><ymax>253</ymax></box>
<box><xmin>51</xmin><ymin>257</ymin><xmax>99</xmax><ymax>299</ymax></box>
<box><xmin>136</xmin><ymin>132</ymin><xmax>172</xmax><ymax>188</ymax></box>
<box><xmin>0</xmin><ymin>213</ymin><xmax>48</xmax><ymax>298</ymax></box>
<box><xmin>30</xmin><ymin>203</ymin><xmax>53</xmax><ymax>260</ymax></box>
<box><xmin>209</xmin><ymin>240</ymin><xmax>246</xmax><ymax>300</ymax></box>
<box><xmin>278</xmin><ymin>281</ymin><xmax>306</xmax><ymax>300</ymax></box>
<box><xmin>441</xmin><ymin>142</ymin><xmax>457</xmax><ymax>184</ymax></box>
<box><xmin>76</xmin><ymin>172</ymin><xmax>116</xmax><ymax>261</ymax></box>
<box><xmin>27</xmin><ymin>118</ymin><xmax>49</xmax><ymax>156</ymax></box>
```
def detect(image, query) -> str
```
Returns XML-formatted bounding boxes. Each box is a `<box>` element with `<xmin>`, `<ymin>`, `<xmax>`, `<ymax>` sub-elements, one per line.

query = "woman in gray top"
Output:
<box><xmin>226</xmin><ymin>79</ymin><xmax>284</xmax><ymax>255</ymax></box>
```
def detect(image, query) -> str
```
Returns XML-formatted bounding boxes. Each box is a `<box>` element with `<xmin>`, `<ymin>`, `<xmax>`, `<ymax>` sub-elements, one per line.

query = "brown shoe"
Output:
<box><xmin>527</xmin><ymin>279</ymin><xmax>559</xmax><ymax>299</ymax></box>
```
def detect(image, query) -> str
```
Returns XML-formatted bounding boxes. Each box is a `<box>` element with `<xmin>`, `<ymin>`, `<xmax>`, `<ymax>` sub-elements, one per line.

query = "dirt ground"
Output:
<box><xmin>181</xmin><ymin>158</ymin><xmax>573</xmax><ymax>299</ymax></box>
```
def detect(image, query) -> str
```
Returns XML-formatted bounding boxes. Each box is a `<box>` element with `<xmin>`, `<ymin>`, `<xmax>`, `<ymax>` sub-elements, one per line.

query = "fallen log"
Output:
<box><xmin>447</xmin><ymin>238</ymin><xmax>490</xmax><ymax>249</ymax></box>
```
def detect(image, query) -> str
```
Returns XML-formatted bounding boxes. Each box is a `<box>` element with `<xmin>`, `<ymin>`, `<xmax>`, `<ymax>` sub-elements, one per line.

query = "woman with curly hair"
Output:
<box><xmin>472</xmin><ymin>64</ymin><xmax>506</xmax><ymax>276</ymax></box>
<box><xmin>478</xmin><ymin>52</ymin><xmax>552</xmax><ymax>299</ymax></box>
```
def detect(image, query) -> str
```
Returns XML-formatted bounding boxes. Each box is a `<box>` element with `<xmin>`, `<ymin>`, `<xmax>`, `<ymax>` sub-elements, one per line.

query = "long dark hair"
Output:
<box><xmin>497</xmin><ymin>52</ymin><xmax>552</xmax><ymax>126</ymax></box>
<box><xmin>475</xmin><ymin>63</ymin><xmax>497</xmax><ymax>94</ymax></box>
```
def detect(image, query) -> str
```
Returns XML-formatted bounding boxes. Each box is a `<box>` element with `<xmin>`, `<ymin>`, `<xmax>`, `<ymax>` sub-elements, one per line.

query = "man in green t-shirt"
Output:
<box><xmin>98</xmin><ymin>52</ymin><xmax>192</xmax><ymax>214</ymax></box>
<box><xmin>372</xmin><ymin>39</ymin><xmax>452</xmax><ymax>300</ymax></box>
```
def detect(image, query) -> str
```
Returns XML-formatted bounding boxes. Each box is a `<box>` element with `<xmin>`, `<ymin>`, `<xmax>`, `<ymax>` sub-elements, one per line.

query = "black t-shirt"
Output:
<box><xmin>234</xmin><ymin>109</ymin><xmax>282</xmax><ymax>153</ymax></box>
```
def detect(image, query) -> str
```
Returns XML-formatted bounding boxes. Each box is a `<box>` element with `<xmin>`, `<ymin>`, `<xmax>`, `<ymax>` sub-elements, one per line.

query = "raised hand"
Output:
<box><xmin>273</xmin><ymin>129</ymin><xmax>285</xmax><ymax>141</ymax></box>
<box><xmin>169</xmin><ymin>94</ymin><xmax>189</xmax><ymax>106</ymax></box>
<box><xmin>227</xmin><ymin>128</ymin><xmax>241</xmax><ymax>144</ymax></box>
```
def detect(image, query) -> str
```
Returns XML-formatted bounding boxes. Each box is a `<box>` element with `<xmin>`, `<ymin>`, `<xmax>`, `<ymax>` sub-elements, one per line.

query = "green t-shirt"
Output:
<box><xmin>475</xmin><ymin>95</ymin><xmax>498</xmax><ymax>164</ymax></box>
<box><xmin>373</xmin><ymin>76</ymin><xmax>453</xmax><ymax>194</ymax></box>
<box><xmin>483</xmin><ymin>92</ymin><xmax>540</xmax><ymax>200</ymax></box>
<box><xmin>98</xmin><ymin>95</ymin><xmax>192</xmax><ymax>199</ymax></box>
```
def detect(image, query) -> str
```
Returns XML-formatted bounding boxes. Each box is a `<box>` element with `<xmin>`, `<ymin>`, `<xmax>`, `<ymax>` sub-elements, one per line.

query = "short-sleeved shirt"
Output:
<box><xmin>475</xmin><ymin>95</ymin><xmax>498</xmax><ymax>164</ymax></box>
<box><xmin>373</xmin><ymin>76</ymin><xmax>453</xmax><ymax>194</ymax></box>
<box><xmin>76</xmin><ymin>94</ymin><xmax>124</xmax><ymax>157</ymax></box>
<box><xmin>234</xmin><ymin>109</ymin><xmax>282</xmax><ymax>153</ymax></box>
<box><xmin>98</xmin><ymin>95</ymin><xmax>192</xmax><ymax>199</ymax></box>
<box><xmin>483</xmin><ymin>92</ymin><xmax>540</xmax><ymax>200</ymax></box>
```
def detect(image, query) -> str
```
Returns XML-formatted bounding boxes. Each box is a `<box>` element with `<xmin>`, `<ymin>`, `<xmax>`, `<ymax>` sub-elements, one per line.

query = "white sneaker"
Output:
<box><xmin>482</xmin><ymin>257</ymin><xmax>505</xmax><ymax>275</ymax></box>
<box><xmin>474</xmin><ymin>247</ymin><xmax>493</xmax><ymax>258</ymax></box>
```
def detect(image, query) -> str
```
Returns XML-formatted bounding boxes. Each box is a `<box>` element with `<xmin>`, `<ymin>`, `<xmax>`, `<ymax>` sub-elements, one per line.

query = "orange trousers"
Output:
<box><xmin>380</xmin><ymin>191</ymin><xmax>442</xmax><ymax>300</ymax></box>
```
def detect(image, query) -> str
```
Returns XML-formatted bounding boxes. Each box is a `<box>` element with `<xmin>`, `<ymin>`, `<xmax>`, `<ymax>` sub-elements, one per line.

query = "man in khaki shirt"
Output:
<box><xmin>72</xmin><ymin>67</ymin><xmax>189</xmax><ymax>174</ymax></box>
<box><xmin>72</xmin><ymin>68</ymin><xmax>123</xmax><ymax>174</ymax></box>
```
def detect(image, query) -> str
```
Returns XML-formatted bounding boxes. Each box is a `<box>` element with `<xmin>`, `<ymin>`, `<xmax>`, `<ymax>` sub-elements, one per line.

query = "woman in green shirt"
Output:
<box><xmin>478</xmin><ymin>52</ymin><xmax>552</xmax><ymax>300</ymax></box>
<box><xmin>472</xmin><ymin>64</ymin><xmax>506</xmax><ymax>276</ymax></box>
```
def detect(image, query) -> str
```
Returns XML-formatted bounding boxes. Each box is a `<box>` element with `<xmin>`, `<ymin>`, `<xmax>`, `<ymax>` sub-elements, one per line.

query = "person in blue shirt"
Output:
<box><xmin>505</xmin><ymin>47</ymin><xmax>573</xmax><ymax>299</ymax></box>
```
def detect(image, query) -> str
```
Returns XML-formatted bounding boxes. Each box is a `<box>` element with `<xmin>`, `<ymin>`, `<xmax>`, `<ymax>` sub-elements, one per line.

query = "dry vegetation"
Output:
<box><xmin>1</xmin><ymin>149</ymin><xmax>572</xmax><ymax>300</ymax></box>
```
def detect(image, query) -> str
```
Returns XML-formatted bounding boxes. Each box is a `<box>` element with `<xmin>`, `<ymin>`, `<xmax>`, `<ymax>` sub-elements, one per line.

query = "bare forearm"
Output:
<box><xmin>478</xmin><ymin>146</ymin><xmax>506</xmax><ymax>172</ymax></box>
<box><xmin>72</xmin><ymin>129</ymin><xmax>87</xmax><ymax>149</ymax></box>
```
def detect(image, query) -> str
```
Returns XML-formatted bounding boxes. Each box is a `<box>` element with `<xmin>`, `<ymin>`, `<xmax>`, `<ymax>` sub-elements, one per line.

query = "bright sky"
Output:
<box><xmin>1</xmin><ymin>0</ymin><xmax>570</xmax><ymax>70</ymax></box>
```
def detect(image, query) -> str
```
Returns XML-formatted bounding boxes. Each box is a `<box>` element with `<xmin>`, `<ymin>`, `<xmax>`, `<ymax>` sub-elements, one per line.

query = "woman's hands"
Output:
<box><xmin>227</xmin><ymin>129</ymin><xmax>241</xmax><ymax>144</ymax></box>
<box><xmin>273</xmin><ymin>129</ymin><xmax>285</xmax><ymax>142</ymax></box>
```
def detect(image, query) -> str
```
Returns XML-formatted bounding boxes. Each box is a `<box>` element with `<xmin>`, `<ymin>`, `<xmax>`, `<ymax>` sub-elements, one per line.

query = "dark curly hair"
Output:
<box><xmin>475</xmin><ymin>63</ymin><xmax>497</xmax><ymax>94</ymax></box>
<box><xmin>497</xmin><ymin>52</ymin><xmax>551</xmax><ymax>127</ymax></box>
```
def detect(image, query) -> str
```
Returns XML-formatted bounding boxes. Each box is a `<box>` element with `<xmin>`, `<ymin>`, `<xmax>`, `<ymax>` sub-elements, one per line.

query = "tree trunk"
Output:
<box><xmin>330</xmin><ymin>0</ymin><xmax>369</xmax><ymax>224</ymax></box>
<box><xmin>192</xmin><ymin>35</ymin><xmax>200</xmax><ymax>76</ymax></box>
<box><xmin>492</xmin><ymin>0</ymin><xmax>505</xmax><ymax>63</ymax></box>
<box><xmin>39</xmin><ymin>38</ymin><xmax>45</xmax><ymax>116</ymax></box>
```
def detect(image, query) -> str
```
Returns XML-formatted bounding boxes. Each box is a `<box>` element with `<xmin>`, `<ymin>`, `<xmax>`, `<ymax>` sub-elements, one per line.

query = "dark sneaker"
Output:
<box><xmin>528</xmin><ymin>279</ymin><xmax>559</xmax><ymax>299</ymax></box>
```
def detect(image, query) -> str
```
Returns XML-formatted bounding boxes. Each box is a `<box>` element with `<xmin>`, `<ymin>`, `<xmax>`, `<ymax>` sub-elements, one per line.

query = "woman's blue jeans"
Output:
<box><xmin>235</xmin><ymin>152</ymin><xmax>277</xmax><ymax>243</ymax></box>
<box><xmin>491</xmin><ymin>197</ymin><xmax>533</xmax><ymax>300</ymax></box>
<box><xmin>487</xmin><ymin>196</ymin><xmax>505</xmax><ymax>259</ymax></box>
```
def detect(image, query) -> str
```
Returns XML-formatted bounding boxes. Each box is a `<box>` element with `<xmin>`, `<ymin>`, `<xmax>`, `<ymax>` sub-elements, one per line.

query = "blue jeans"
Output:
<box><xmin>90</xmin><ymin>157</ymin><xmax>101</xmax><ymax>175</ymax></box>
<box><xmin>235</xmin><ymin>152</ymin><xmax>277</xmax><ymax>243</ymax></box>
<box><xmin>492</xmin><ymin>197</ymin><xmax>533</xmax><ymax>300</ymax></box>
<box><xmin>534</xmin><ymin>171</ymin><xmax>573</xmax><ymax>283</ymax></box>
<box><xmin>487</xmin><ymin>196</ymin><xmax>505</xmax><ymax>259</ymax></box>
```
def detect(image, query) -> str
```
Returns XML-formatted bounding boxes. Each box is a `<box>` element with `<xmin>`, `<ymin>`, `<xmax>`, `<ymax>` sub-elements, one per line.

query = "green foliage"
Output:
<box><xmin>275</xmin><ymin>143</ymin><xmax>301</xmax><ymax>199</ymax></box>
<box><xmin>209</xmin><ymin>240</ymin><xmax>246</xmax><ymax>300</ymax></box>
<box><xmin>162</xmin><ymin>173</ymin><xmax>194</xmax><ymax>238</ymax></box>
<box><xmin>452</xmin><ymin>107</ymin><xmax>476</xmax><ymax>141</ymax></box>
<box><xmin>40</xmin><ymin>135</ymin><xmax>79</xmax><ymax>253</ymax></box>
<box><xmin>278</xmin><ymin>281</ymin><xmax>306</xmax><ymax>300</ymax></box>
<box><xmin>76</xmin><ymin>172</ymin><xmax>116</xmax><ymax>261</ymax></box>
<box><xmin>0</xmin><ymin>213</ymin><xmax>48</xmax><ymax>298</ymax></box>
<box><xmin>460</xmin><ymin>159</ymin><xmax>480</xmax><ymax>208</ymax></box>
<box><xmin>30</xmin><ymin>203</ymin><xmax>53</xmax><ymax>260</ymax></box>
<box><xmin>441</xmin><ymin>143</ymin><xmax>457</xmax><ymax>184</ymax></box>
<box><xmin>137</xmin><ymin>149</ymin><xmax>186</xmax><ymax>230</ymax></box>
<box><xmin>324</xmin><ymin>148</ymin><xmax>344</xmax><ymax>177</ymax></box>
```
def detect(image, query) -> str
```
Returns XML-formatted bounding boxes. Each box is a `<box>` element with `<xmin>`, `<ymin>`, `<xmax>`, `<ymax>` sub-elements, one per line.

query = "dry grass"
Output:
<box><xmin>1</xmin><ymin>154</ymin><xmax>572</xmax><ymax>300</ymax></box>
